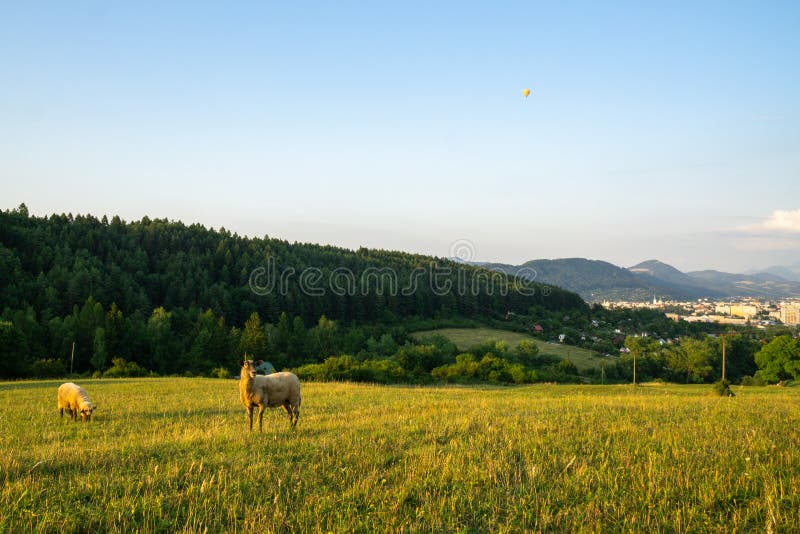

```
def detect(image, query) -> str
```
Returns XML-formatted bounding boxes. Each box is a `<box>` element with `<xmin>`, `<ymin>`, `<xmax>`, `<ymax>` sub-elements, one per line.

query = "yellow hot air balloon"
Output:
<box><xmin>523</xmin><ymin>88</ymin><xmax>531</xmax><ymax>97</ymax></box>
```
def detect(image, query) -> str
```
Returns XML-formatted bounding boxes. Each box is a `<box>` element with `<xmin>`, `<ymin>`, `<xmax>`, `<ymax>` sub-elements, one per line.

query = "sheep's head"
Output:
<box><xmin>240</xmin><ymin>360</ymin><xmax>257</xmax><ymax>378</ymax></box>
<box><xmin>79</xmin><ymin>403</ymin><xmax>94</xmax><ymax>422</ymax></box>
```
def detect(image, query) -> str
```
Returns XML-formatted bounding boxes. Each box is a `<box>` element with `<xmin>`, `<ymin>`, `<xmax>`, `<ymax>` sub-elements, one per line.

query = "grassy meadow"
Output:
<box><xmin>411</xmin><ymin>327</ymin><xmax>603</xmax><ymax>370</ymax></box>
<box><xmin>1</xmin><ymin>378</ymin><xmax>799</xmax><ymax>533</ymax></box>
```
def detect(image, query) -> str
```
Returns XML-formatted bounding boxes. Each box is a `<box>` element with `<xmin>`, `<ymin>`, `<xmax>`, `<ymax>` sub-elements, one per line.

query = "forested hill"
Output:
<box><xmin>0</xmin><ymin>206</ymin><xmax>583</xmax><ymax>322</ymax></box>
<box><xmin>0</xmin><ymin>205</ymin><xmax>585</xmax><ymax>376</ymax></box>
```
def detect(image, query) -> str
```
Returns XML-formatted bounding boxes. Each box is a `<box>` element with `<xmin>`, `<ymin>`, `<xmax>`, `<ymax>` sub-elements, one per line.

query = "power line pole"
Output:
<box><xmin>721</xmin><ymin>335</ymin><xmax>726</xmax><ymax>382</ymax></box>
<box><xmin>70</xmin><ymin>342</ymin><xmax>75</xmax><ymax>375</ymax></box>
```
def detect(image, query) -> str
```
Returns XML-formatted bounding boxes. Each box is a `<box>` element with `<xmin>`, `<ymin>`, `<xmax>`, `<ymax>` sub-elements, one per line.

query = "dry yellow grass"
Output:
<box><xmin>1</xmin><ymin>378</ymin><xmax>798</xmax><ymax>532</ymax></box>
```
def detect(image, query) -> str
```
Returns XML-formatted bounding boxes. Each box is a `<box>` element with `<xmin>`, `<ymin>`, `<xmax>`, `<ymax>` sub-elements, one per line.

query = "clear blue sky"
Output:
<box><xmin>1</xmin><ymin>1</ymin><xmax>798</xmax><ymax>272</ymax></box>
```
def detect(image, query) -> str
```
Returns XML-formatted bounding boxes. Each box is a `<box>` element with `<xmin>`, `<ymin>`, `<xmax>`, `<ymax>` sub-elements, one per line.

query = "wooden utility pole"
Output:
<box><xmin>70</xmin><ymin>342</ymin><xmax>75</xmax><ymax>374</ymax></box>
<box><xmin>633</xmin><ymin>352</ymin><xmax>637</xmax><ymax>386</ymax></box>
<box><xmin>721</xmin><ymin>335</ymin><xmax>726</xmax><ymax>382</ymax></box>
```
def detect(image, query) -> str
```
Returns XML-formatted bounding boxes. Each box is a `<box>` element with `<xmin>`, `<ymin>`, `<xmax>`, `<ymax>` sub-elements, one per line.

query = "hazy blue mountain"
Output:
<box><xmin>481</xmin><ymin>258</ymin><xmax>705</xmax><ymax>302</ymax></box>
<box><xmin>746</xmin><ymin>265</ymin><xmax>800</xmax><ymax>283</ymax></box>
<box><xmin>685</xmin><ymin>269</ymin><xmax>800</xmax><ymax>298</ymax></box>
<box><xmin>476</xmin><ymin>257</ymin><xmax>800</xmax><ymax>301</ymax></box>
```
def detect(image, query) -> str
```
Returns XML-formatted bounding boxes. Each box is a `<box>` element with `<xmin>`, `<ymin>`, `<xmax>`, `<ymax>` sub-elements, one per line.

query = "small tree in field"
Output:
<box><xmin>713</xmin><ymin>379</ymin><xmax>735</xmax><ymax>397</ymax></box>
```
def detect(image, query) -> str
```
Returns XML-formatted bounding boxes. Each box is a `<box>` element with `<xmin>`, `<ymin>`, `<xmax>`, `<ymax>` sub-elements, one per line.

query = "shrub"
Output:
<box><xmin>740</xmin><ymin>375</ymin><xmax>765</xmax><ymax>386</ymax></box>
<box><xmin>712</xmin><ymin>379</ymin><xmax>735</xmax><ymax>397</ymax></box>
<box><xmin>212</xmin><ymin>367</ymin><xmax>231</xmax><ymax>379</ymax></box>
<box><xmin>558</xmin><ymin>359</ymin><xmax>579</xmax><ymax>375</ymax></box>
<box><xmin>432</xmin><ymin>353</ymin><xmax>540</xmax><ymax>384</ymax></box>
<box><xmin>431</xmin><ymin>353</ymin><xmax>480</xmax><ymax>383</ymax></box>
<box><xmin>30</xmin><ymin>358</ymin><xmax>66</xmax><ymax>378</ymax></box>
<box><xmin>351</xmin><ymin>358</ymin><xmax>407</xmax><ymax>383</ymax></box>
<box><xmin>294</xmin><ymin>355</ymin><xmax>407</xmax><ymax>384</ymax></box>
<box><xmin>394</xmin><ymin>343</ymin><xmax>451</xmax><ymax>374</ymax></box>
<box><xmin>509</xmin><ymin>363</ymin><xmax>533</xmax><ymax>384</ymax></box>
<box><xmin>103</xmin><ymin>358</ymin><xmax>148</xmax><ymax>378</ymax></box>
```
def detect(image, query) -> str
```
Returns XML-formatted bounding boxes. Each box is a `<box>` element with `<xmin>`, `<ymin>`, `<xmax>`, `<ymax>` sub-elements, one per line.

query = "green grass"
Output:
<box><xmin>2</xmin><ymin>378</ymin><xmax>799</xmax><ymax>532</ymax></box>
<box><xmin>411</xmin><ymin>327</ymin><xmax>603</xmax><ymax>370</ymax></box>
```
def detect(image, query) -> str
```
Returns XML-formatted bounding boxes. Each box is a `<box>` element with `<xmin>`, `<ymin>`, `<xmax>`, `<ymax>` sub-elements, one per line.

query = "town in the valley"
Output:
<box><xmin>602</xmin><ymin>297</ymin><xmax>800</xmax><ymax>327</ymax></box>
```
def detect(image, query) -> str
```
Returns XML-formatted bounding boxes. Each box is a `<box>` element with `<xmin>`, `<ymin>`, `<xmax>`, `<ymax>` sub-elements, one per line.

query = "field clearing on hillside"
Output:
<box><xmin>411</xmin><ymin>327</ymin><xmax>603</xmax><ymax>370</ymax></box>
<box><xmin>2</xmin><ymin>379</ymin><xmax>799</xmax><ymax>532</ymax></box>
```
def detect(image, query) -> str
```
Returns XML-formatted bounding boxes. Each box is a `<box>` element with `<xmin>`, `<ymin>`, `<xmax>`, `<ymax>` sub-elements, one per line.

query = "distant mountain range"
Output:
<box><xmin>745</xmin><ymin>264</ymin><xmax>800</xmax><ymax>283</ymax></box>
<box><xmin>475</xmin><ymin>258</ymin><xmax>800</xmax><ymax>302</ymax></box>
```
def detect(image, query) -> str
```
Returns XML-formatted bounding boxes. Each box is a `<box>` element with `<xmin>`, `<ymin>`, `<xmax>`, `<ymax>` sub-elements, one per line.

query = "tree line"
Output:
<box><xmin>2</xmin><ymin>204</ymin><xmax>798</xmax><ymax>384</ymax></box>
<box><xmin>599</xmin><ymin>331</ymin><xmax>799</xmax><ymax>385</ymax></box>
<box><xmin>0</xmin><ymin>205</ymin><xmax>585</xmax><ymax>378</ymax></box>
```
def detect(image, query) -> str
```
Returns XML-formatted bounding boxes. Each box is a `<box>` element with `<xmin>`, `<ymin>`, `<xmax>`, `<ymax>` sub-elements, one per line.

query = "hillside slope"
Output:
<box><xmin>0</xmin><ymin>207</ymin><xmax>585</xmax><ymax>325</ymax></box>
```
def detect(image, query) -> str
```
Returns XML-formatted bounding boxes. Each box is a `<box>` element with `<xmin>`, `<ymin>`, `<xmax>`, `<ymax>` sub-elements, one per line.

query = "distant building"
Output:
<box><xmin>532</xmin><ymin>324</ymin><xmax>544</xmax><ymax>334</ymax></box>
<box><xmin>730</xmin><ymin>304</ymin><xmax>758</xmax><ymax>319</ymax></box>
<box><xmin>780</xmin><ymin>304</ymin><xmax>800</xmax><ymax>325</ymax></box>
<box><xmin>715</xmin><ymin>304</ymin><xmax>731</xmax><ymax>315</ymax></box>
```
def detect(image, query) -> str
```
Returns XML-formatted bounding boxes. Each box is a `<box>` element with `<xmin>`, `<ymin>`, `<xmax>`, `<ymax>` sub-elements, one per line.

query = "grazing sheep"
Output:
<box><xmin>57</xmin><ymin>382</ymin><xmax>95</xmax><ymax>422</ymax></box>
<box><xmin>239</xmin><ymin>360</ymin><xmax>301</xmax><ymax>432</ymax></box>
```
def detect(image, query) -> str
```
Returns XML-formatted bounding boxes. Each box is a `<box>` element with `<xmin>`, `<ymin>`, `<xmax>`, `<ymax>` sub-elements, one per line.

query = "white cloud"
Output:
<box><xmin>737</xmin><ymin>209</ymin><xmax>800</xmax><ymax>235</ymax></box>
<box><xmin>762</xmin><ymin>209</ymin><xmax>800</xmax><ymax>233</ymax></box>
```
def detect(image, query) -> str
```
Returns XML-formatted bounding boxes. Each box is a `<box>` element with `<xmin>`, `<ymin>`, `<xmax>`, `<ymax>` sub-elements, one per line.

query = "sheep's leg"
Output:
<box><xmin>258</xmin><ymin>406</ymin><xmax>265</xmax><ymax>433</ymax></box>
<box><xmin>247</xmin><ymin>406</ymin><xmax>254</xmax><ymax>432</ymax></box>
<box><xmin>282</xmin><ymin>402</ymin><xmax>298</xmax><ymax>428</ymax></box>
<box><xmin>285</xmin><ymin>403</ymin><xmax>299</xmax><ymax>428</ymax></box>
<box><xmin>60</xmin><ymin>407</ymin><xmax>64</xmax><ymax>418</ymax></box>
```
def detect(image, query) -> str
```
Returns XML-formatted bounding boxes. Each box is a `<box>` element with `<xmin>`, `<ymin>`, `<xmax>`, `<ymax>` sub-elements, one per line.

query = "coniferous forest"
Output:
<box><xmin>0</xmin><ymin>205</ymin><xmax>585</xmax><ymax>378</ymax></box>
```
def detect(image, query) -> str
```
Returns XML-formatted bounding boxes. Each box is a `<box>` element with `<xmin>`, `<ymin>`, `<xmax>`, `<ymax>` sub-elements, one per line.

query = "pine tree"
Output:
<box><xmin>91</xmin><ymin>327</ymin><xmax>107</xmax><ymax>371</ymax></box>
<box><xmin>239</xmin><ymin>312</ymin><xmax>267</xmax><ymax>360</ymax></box>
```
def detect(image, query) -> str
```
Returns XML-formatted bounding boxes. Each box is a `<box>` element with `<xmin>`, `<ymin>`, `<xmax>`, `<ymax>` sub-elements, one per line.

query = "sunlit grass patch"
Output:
<box><xmin>1</xmin><ymin>379</ymin><xmax>798</xmax><ymax>532</ymax></box>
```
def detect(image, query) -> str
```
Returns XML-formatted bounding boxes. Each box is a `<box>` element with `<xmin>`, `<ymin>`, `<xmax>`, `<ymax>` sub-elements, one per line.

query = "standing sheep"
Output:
<box><xmin>239</xmin><ymin>360</ymin><xmax>301</xmax><ymax>432</ymax></box>
<box><xmin>57</xmin><ymin>382</ymin><xmax>95</xmax><ymax>422</ymax></box>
